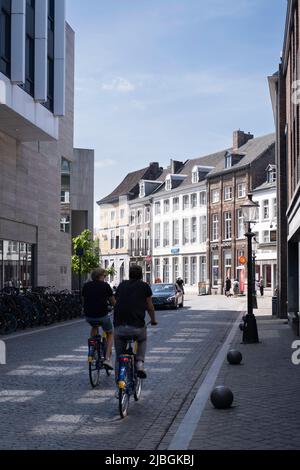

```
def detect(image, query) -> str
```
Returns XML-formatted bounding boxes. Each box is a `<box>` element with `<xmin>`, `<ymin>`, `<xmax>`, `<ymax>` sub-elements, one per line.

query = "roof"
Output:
<box><xmin>207</xmin><ymin>133</ymin><xmax>275</xmax><ymax>178</ymax></box>
<box><xmin>253</xmin><ymin>181</ymin><xmax>277</xmax><ymax>192</ymax></box>
<box><xmin>151</xmin><ymin>149</ymin><xmax>230</xmax><ymax>196</ymax></box>
<box><xmin>97</xmin><ymin>167</ymin><xmax>149</xmax><ymax>205</ymax></box>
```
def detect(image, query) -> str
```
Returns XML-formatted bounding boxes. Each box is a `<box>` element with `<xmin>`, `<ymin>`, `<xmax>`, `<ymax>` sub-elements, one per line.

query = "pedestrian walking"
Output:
<box><xmin>225</xmin><ymin>277</ymin><xmax>232</xmax><ymax>297</ymax></box>
<box><xmin>233</xmin><ymin>279</ymin><xmax>239</xmax><ymax>296</ymax></box>
<box><xmin>259</xmin><ymin>279</ymin><xmax>264</xmax><ymax>296</ymax></box>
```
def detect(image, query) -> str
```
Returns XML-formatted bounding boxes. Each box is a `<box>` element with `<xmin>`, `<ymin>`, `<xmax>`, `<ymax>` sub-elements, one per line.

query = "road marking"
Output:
<box><xmin>168</xmin><ymin>311</ymin><xmax>243</xmax><ymax>450</ymax></box>
<box><xmin>1</xmin><ymin>319</ymin><xmax>84</xmax><ymax>341</ymax></box>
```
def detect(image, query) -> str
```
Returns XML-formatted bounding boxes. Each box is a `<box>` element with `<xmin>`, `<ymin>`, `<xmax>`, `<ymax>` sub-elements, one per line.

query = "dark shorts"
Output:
<box><xmin>86</xmin><ymin>314</ymin><xmax>113</xmax><ymax>332</ymax></box>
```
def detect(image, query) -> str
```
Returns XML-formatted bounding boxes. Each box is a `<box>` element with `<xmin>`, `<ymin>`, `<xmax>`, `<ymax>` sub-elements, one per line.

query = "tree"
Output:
<box><xmin>72</xmin><ymin>230</ymin><xmax>99</xmax><ymax>275</ymax></box>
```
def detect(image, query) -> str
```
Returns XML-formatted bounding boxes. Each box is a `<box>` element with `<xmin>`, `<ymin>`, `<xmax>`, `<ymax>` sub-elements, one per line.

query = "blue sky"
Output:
<box><xmin>66</xmin><ymin>0</ymin><xmax>286</xmax><ymax>227</ymax></box>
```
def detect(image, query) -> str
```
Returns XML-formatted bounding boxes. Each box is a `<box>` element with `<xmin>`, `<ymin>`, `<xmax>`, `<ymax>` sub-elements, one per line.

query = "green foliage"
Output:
<box><xmin>72</xmin><ymin>230</ymin><xmax>99</xmax><ymax>275</ymax></box>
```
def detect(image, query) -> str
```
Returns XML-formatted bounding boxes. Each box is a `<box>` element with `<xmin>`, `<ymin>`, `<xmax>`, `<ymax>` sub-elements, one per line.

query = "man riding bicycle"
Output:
<box><xmin>82</xmin><ymin>268</ymin><xmax>116</xmax><ymax>370</ymax></box>
<box><xmin>113</xmin><ymin>265</ymin><xmax>157</xmax><ymax>379</ymax></box>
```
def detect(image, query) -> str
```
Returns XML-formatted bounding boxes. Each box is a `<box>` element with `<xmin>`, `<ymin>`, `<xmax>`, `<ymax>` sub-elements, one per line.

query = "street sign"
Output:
<box><xmin>76</xmin><ymin>247</ymin><xmax>84</xmax><ymax>257</ymax></box>
<box><xmin>239</xmin><ymin>256</ymin><xmax>247</xmax><ymax>265</ymax></box>
<box><xmin>171</xmin><ymin>248</ymin><xmax>180</xmax><ymax>254</ymax></box>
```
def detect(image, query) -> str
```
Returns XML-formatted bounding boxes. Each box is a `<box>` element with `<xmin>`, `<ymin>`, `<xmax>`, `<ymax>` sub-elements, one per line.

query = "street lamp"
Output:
<box><xmin>240</xmin><ymin>194</ymin><xmax>260</xmax><ymax>343</ymax></box>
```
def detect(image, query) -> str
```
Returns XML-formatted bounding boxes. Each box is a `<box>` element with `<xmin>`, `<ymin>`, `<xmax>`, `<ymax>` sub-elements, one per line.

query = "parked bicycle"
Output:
<box><xmin>88</xmin><ymin>332</ymin><xmax>111</xmax><ymax>387</ymax></box>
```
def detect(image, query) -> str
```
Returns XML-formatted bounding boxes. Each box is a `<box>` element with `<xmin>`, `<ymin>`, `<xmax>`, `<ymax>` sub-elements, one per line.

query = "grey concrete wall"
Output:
<box><xmin>0</xmin><ymin>24</ymin><xmax>76</xmax><ymax>290</ymax></box>
<box><xmin>71</xmin><ymin>148</ymin><xmax>94</xmax><ymax>236</ymax></box>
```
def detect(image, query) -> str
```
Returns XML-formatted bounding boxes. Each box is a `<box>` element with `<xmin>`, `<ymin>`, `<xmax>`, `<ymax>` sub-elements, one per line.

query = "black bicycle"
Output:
<box><xmin>88</xmin><ymin>333</ymin><xmax>111</xmax><ymax>388</ymax></box>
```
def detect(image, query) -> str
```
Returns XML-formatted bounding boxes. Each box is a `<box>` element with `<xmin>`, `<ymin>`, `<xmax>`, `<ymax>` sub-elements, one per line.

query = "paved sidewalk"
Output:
<box><xmin>189</xmin><ymin>300</ymin><xmax>300</xmax><ymax>450</ymax></box>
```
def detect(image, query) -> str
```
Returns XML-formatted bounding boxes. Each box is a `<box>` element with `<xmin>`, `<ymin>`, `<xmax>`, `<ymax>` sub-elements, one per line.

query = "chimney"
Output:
<box><xmin>233</xmin><ymin>130</ymin><xmax>254</xmax><ymax>151</ymax></box>
<box><xmin>148</xmin><ymin>162</ymin><xmax>162</xmax><ymax>179</ymax></box>
<box><xmin>170</xmin><ymin>159</ymin><xmax>184</xmax><ymax>174</ymax></box>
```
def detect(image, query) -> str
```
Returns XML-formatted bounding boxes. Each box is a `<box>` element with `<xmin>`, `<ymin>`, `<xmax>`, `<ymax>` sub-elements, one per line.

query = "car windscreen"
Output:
<box><xmin>151</xmin><ymin>284</ymin><xmax>175</xmax><ymax>295</ymax></box>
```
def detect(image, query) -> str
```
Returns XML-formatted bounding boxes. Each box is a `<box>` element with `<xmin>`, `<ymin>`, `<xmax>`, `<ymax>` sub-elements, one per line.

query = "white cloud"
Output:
<box><xmin>101</xmin><ymin>77</ymin><xmax>135</xmax><ymax>93</ymax></box>
<box><xmin>95</xmin><ymin>159</ymin><xmax>117</xmax><ymax>169</ymax></box>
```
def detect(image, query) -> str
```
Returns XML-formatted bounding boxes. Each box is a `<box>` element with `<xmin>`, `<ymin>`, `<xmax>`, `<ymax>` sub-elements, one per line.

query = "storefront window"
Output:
<box><xmin>0</xmin><ymin>239</ymin><xmax>34</xmax><ymax>290</ymax></box>
<box><xmin>212</xmin><ymin>254</ymin><xmax>219</xmax><ymax>287</ymax></box>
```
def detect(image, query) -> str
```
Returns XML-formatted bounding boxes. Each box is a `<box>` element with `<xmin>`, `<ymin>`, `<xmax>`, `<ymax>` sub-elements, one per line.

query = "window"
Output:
<box><xmin>183</xmin><ymin>195</ymin><xmax>190</xmax><ymax>210</ymax></box>
<box><xmin>224</xmin><ymin>212</ymin><xmax>232</xmax><ymax>240</ymax></box>
<box><xmin>225</xmin><ymin>154</ymin><xmax>232</xmax><ymax>169</ymax></box>
<box><xmin>130</xmin><ymin>211</ymin><xmax>135</xmax><ymax>225</ymax></box>
<box><xmin>224</xmin><ymin>187</ymin><xmax>233</xmax><ymax>201</ymax></box>
<box><xmin>263</xmin><ymin>200</ymin><xmax>270</xmax><ymax>220</ymax></box>
<box><xmin>191</xmin><ymin>217</ymin><xmax>197</xmax><ymax>244</ymax></box>
<box><xmin>212</xmin><ymin>255</ymin><xmax>219</xmax><ymax>287</ymax></box>
<box><xmin>120</xmin><ymin>209</ymin><xmax>125</xmax><ymax>219</ymax></box>
<box><xmin>237</xmin><ymin>183</ymin><xmax>246</xmax><ymax>198</ymax></box>
<box><xmin>183</xmin><ymin>219</ymin><xmax>189</xmax><ymax>245</ymax></box>
<box><xmin>173</xmin><ymin>220</ymin><xmax>179</xmax><ymax>246</ymax></box>
<box><xmin>120</xmin><ymin>229</ymin><xmax>125</xmax><ymax>249</ymax></box>
<box><xmin>262</xmin><ymin>231</ymin><xmax>270</xmax><ymax>244</ymax></box>
<box><xmin>212</xmin><ymin>214</ymin><xmax>219</xmax><ymax>241</ymax></box>
<box><xmin>192</xmin><ymin>171</ymin><xmax>199</xmax><ymax>184</ymax></box>
<box><xmin>173</xmin><ymin>197</ymin><xmax>179</xmax><ymax>212</ymax></box>
<box><xmin>24</xmin><ymin>0</ymin><xmax>35</xmax><ymax>96</ymax></box>
<box><xmin>273</xmin><ymin>199</ymin><xmax>277</xmax><ymax>219</ymax></box>
<box><xmin>154</xmin><ymin>202</ymin><xmax>161</xmax><ymax>215</ymax></box>
<box><xmin>199</xmin><ymin>216</ymin><xmax>207</xmax><ymax>243</ymax></box>
<box><xmin>60</xmin><ymin>215</ymin><xmax>70</xmax><ymax>233</ymax></box>
<box><xmin>136</xmin><ymin>231</ymin><xmax>142</xmax><ymax>252</ymax></box>
<box><xmin>139</xmin><ymin>182</ymin><xmax>145</xmax><ymax>198</ymax></box>
<box><xmin>110</xmin><ymin>230</ymin><xmax>116</xmax><ymax>249</ymax></box>
<box><xmin>61</xmin><ymin>191</ymin><xmax>70</xmax><ymax>204</ymax></box>
<box><xmin>166</xmin><ymin>178</ymin><xmax>172</xmax><ymax>191</ymax></box>
<box><xmin>130</xmin><ymin>232</ymin><xmax>135</xmax><ymax>251</ymax></box>
<box><xmin>110</xmin><ymin>211</ymin><xmax>115</xmax><ymax>222</ymax></box>
<box><xmin>145</xmin><ymin>206</ymin><xmax>150</xmax><ymax>223</ymax></box>
<box><xmin>191</xmin><ymin>257</ymin><xmax>197</xmax><ymax>286</ymax></box>
<box><xmin>163</xmin><ymin>258</ymin><xmax>170</xmax><ymax>283</ymax></box>
<box><xmin>183</xmin><ymin>257</ymin><xmax>189</xmax><ymax>285</ymax></box>
<box><xmin>212</xmin><ymin>189</ymin><xmax>220</xmax><ymax>203</ymax></box>
<box><xmin>45</xmin><ymin>0</ymin><xmax>55</xmax><ymax>111</ymax></box>
<box><xmin>173</xmin><ymin>257</ymin><xmax>179</xmax><ymax>281</ymax></box>
<box><xmin>224</xmin><ymin>252</ymin><xmax>232</xmax><ymax>280</ymax></box>
<box><xmin>267</xmin><ymin>167</ymin><xmax>276</xmax><ymax>183</ymax></box>
<box><xmin>191</xmin><ymin>193</ymin><xmax>198</xmax><ymax>208</ymax></box>
<box><xmin>145</xmin><ymin>230</ymin><xmax>150</xmax><ymax>252</ymax></box>
<box><xmin>154</xmin><ymin>223</ymin><xmax>161</xmax><ymax>248</ymax></box>
<box><xmin>163</xmin><ymin>222</ymin><xmax>170</xmax><ymax>247</ymax></box>
<box><xmin>154</xmin><ymin>259</ymin><xmax>160</xmax><ymax>280</ymax></box>
<box><xmin>237</xmin><ymin>209</ymin><xmax>245</xmax><ymax>238</ymax></box>
<box><xmin>0</xmin><ymin>240</ymin><xmax>34</xmax><ymax>290</ymax></box>
<box><xmin>199</xmin><ymin>256</ymin><xmax>206</xmax><ymax>283</ymax></box>
<box><xmin>200</xmin><ymin>191</ymin><xmax>207</xmax><ymax>206</ymax></box>
<box><xmin>164</xmin><ymin>200</ymin><xmax>170</xmax><ymax>214</ymax></box>
<box><xmin>0</xmin><ymin>0</ymin><xmax>11</xmax><ymax>78</ymax></box>
<box><xmin>137</xmin><ymin>210</ymin><xmax>142</xmax><ymax>224</ymax></box>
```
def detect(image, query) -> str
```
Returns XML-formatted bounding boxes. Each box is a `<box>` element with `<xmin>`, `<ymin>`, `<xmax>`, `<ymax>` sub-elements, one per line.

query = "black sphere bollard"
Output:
<box><xmin>210</xmin><ymin>386</ymin><xmax>234</xmax><ymax>409</ymax></box>
<box><xmin>227</xmin><ymin>350</ymin><xmax>243</xmax><ymax>365</ymax></box>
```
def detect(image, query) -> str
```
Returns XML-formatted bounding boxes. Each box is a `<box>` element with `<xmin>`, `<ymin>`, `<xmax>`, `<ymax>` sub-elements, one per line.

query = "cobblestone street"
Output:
<box><xmin>0</xmin><ymin>295</ymin><xmax>244</xmax><ymax>450</ymax></box>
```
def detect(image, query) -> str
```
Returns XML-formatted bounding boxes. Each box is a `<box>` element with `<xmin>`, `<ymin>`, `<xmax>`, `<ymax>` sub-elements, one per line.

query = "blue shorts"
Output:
<box><xmin>86</xmin><ymin>314</ymin><xmax>113</xmax><ymax>332</ymax></box>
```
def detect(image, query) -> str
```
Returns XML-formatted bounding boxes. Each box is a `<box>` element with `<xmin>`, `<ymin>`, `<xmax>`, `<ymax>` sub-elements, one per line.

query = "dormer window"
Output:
<box><xmin>139</xmin><ymin>181</ymin><xmax>145</xmax><ymax>198</ymax></box>
<box><xmin>267</xmin><ymin>166</ymin><xmax>276</xmax><ymax>183</ymax></box>
<box><xmin>225</xmin><ymin>154</ymin><xmax>232</xmax><ymax>169</ymax></box>
<box><xmin>165</xmin><ymin>177</ymin><xmax>172</xmax><ymax>191</ymax></box>
<box><xmin>192</xmin><ymin>170</ymin><xmax>199</xmax><ymax>184</ymax></box>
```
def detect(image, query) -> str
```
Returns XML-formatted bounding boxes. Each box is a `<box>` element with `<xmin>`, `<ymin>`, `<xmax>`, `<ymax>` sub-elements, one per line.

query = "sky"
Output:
<box><xmin>66</xmin><ymin>0</ymin><xmax>287</xmax><ymax>228</ymax></box>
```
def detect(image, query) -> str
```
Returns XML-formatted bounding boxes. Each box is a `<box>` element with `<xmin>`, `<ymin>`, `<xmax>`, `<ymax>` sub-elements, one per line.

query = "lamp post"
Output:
<box><xmin>240</xmin><ymin>194</ymin><xmax>260</xmax><ymax>344</ymax></box>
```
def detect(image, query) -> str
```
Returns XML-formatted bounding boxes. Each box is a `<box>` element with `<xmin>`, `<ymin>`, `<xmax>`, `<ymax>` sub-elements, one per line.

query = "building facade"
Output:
<box><xmin>97</xmin><ymin>163</ymin><xmax>163</xmax><ymax>285</ymax></box>
<box><xmin>0</xmin><ymin>1</ymin><xmax>94</xmax><ymax>290</ymax></box>
<box><xmin>252</xmin><ymin>165</ymin><xmax>277</xmax><ymax>296</ymax></box>
<box><xmin>207</xmin><ymin>132</ymin><xmax>275</xmax><ymax>295</ymax></box>
<box><xmin>269</xmin><ymin>0</ymin><xmax>300</xmax><ymax>325</ymax></box>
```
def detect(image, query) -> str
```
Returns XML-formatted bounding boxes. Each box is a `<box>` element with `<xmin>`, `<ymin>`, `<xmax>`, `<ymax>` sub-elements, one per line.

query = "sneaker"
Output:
<box><xmin>103</xmin><ymin>359</ymin><xmax>114</xmax><ymax>371</ymax></box>
<box><xmin>136</xmin><ymin>361</ymin><xmax>147</xmax><ymax>379</ymax></box>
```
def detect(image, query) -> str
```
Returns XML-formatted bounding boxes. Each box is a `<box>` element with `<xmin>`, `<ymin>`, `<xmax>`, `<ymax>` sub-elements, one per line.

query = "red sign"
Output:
<box><xmin>239</xmin><ymin>256</ymin><xmax>247</xmax><ymax>265</ymax></box>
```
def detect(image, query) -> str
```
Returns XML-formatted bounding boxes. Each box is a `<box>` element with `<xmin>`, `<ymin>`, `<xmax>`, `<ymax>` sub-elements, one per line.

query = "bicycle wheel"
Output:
<box><xmin>134</xmin><ymin>377</ymin><xmax>142</xmax><ymax>402</ymax></box>
<box><xmin>119</xmin><ymin>390</ymin><xmax>130</xmax><ymax>419</ymax></box>
<box><xmin>89</xmin><ymin>349</ymin><xmax>100</xmax><ymax>388</ymax></box>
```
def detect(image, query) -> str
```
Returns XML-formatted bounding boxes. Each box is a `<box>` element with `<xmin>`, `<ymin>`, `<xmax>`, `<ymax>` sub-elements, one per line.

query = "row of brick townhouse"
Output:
<box><xmin>269</xmin><ymin>0</ymin><xmax>300</xmax><ymax>331</ymax></box>
<box><xmin>97</xmin><ymin>130</ymin><xmax>276</xmax><ymax>294</ymax></box>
